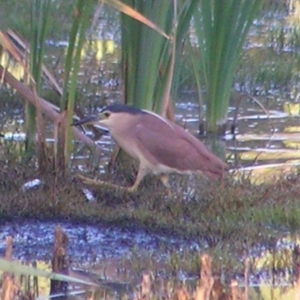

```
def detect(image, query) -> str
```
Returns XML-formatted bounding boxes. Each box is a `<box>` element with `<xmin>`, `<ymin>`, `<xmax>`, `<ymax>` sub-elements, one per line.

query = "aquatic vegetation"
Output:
<box><xmin>193</xmin><ymin>0</ymin><xmax>264</xmax><ymax>134</ymax></box>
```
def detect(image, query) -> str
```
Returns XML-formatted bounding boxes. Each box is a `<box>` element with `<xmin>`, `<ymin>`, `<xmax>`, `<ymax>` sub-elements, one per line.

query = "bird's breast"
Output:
<box><xmin>110</xmin><ymin>132</ymin><xmax>140</xmax><ymax>161</ymax></box>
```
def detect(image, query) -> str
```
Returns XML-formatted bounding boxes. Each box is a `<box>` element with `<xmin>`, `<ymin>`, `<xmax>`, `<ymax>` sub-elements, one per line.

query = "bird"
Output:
<box><xmin>73</xmin><ymin>104</ymin><xmax>228</xmax><ymax>193</ymax></box>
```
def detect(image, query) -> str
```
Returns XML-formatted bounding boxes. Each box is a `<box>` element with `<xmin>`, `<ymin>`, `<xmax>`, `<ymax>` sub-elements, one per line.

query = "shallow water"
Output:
<box><xmin>0</xmin><ymin>220</ymin><xmax>200</xmax><ymax>264</ymax></box>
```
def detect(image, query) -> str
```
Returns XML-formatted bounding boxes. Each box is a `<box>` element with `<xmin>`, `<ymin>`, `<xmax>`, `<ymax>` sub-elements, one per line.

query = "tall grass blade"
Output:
<box><xmin>60</xmin><ymin>0</ymin><xmax>95</xmax><ymax>169</ymax></box>
<box><xmin>121</xmin><ymin>1</ymin><xmax>173</xmax><ymax>112</ymax></box>
<box><xmin>161</xmin><ymin>0</ymin><xmax>177</xmax><ymax>119</ymax></box>
<box><xmin>26</xmin><ymin>0</ymin><xmax>51</xmax><ymax>154</ymax></box>
<box><xmin>194</xmin><ymin>0</ymin><xmax>264</xmax><ymax>134</ymax></box>
<box><xmin>105</xmin><ymin>0</ymin><xmax>201</xmax><ymax>121</ymax></box>
<box><xmin>103</xmin><ymin>0</ymin><xmax>196</xmax><ymax>116</ymax></box>
<box><xmin>0</xmin><ymin>258</ymin><xmax>98</xmax><ymax>287</ymax></box>
<box><xmin>100</xmin><ymin>0</ymin><xmax>170</xmax><ymax>39</ymax></box>
<box><xmin>154</xmin><ymin>0</ymin><xmax>199</xmax><ymax>116</ymax></box>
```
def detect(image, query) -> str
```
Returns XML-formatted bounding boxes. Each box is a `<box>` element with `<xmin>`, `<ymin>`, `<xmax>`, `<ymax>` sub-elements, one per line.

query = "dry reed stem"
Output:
<box><xmin>175</xmin><ymin>286</ymin><xmax>189</xmax><ymax>300</ymax></box>
<box><xmin>50</xmin><ymin>226</ymin><xmax>69</xmax><ymax>296</ymax></box>
<box><xmin>165</xmin><ymin>280</ymin><xmax>173</xmax><ymax>299</ymax></box>
<box><xmin>210</xmin><ymin>277</ymin><xmax>226</xmax><ymax>300</ymax></box>
<box><xmin>107</xmin><ymin>145</ymin><xmax>121</xmax><ymax>172</ymax></box>
<box><xmin>134</xmin><ymin>272</ymin><xmax>152</xmax><ymax>300</ymax></box>
<box><xmin>230</xmin><ymin>280</ymin><xmax>243</xmax><ymax>300</ymax></box>
<box><xmin>32</xmin><ymin>80</ymin><xmax>50</xmax><ymax>175</ymax></box>
<box><xmin>4</xmin><ymin>237</ymin><xmax>12</xmax><ymax>260</ymax></box>
<box><xmin>244</xmin><ymin>257</ymin><xmax>250</xmax><ymax>300</ymax></box>
<box><xmin>54</xmin><ymin>110</ymin><xmax>68</xmax><ymax>174</ymax></box>
<box><xmin>155</xmin><ymin>278</ymin><xmax>171</xmax><ymax>300</ymax></box>
<box><xmin>195</xmin><ymin>254</ymin><xmax>214</xmax><ymax>300</ymax></box>
<box><xmin>0</xmin><ymin>66</ymin><xmax>103</xmax><ymax>154</ymax></box>
<box><xmin>295</xmin><ymin>266</ymin><xmax>300</xmax><ymax>300</ymax></box>
<box><xmin>1</xmin><ymin>276</ymin><xmax>18</xmax><ymax>300</ymax></box>
<box><xmin>1</xmin><ymin>236</ymin><xmax>19</xmax><ymax>300</ymax></box>
<box><xmin>142</xmin><ymin>273</ymin><xmax>152</xmax><ymax>298</ymax></box>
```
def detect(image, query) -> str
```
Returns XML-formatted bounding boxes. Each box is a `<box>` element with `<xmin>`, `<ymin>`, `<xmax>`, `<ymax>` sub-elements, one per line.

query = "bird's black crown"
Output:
<box><xmin>100</xmin><ymin>104</ymin><xmax>147</xmax><ymax>115</ymax></box>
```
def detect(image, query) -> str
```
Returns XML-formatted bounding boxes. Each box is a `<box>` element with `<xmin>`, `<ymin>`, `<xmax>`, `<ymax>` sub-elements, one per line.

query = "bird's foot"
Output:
<box><xmin>126</xmin><ymin>185</ymin><xmax>137</xmax><ymax>193</ymax></box>
<box><xmin>77</xmin><ymin>174</ymin><xmax>108</xmax><ymax>186</ymax></box>
<box><xmin>77</xmin><ymin>174</ymin><xmax>124</xmax><ymax>190</ymax></box>
<box><xmin>77</xmin><ymin>174</ymin><xmax>135</xmax><ymax>192</ymax></box>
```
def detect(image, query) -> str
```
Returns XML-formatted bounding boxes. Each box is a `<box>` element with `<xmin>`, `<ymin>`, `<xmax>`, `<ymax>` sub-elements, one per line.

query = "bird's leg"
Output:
<box><xmin>127</xmin><ymin>165</ymin><xmax>148</xmax><ymax>192</ymax></box>
<box><xmin>160</xmin><ymin>174</ymin><xmax>172</xmax><ymax>197</ymax></box>
<box><xmin>77</xmin><ymin>174</ymin><xmax>124</xmax><ymax>190</ymax></box>
<box><xmin>78</xmin><ymin>164</ymin><xmax>148</xmax><ymax>193</ymax></box>
<box><xmin>77</xmin><ymin>174</ymin><xmax>105</xmax><ymax>185</ymax></box>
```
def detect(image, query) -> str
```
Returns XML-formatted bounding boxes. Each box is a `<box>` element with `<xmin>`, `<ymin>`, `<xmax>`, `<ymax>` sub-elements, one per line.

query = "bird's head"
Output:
<box><xmin>72</xmin><ymin>104</ymin><xmax>146</xmax><ymax>130</ymax></box>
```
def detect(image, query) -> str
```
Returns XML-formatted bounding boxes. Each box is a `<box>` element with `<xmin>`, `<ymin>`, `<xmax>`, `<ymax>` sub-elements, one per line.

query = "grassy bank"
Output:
<box><xmin>1</xmin><ymin>156</ymin><xmax>300</xmax><ymax>268</ymax></box>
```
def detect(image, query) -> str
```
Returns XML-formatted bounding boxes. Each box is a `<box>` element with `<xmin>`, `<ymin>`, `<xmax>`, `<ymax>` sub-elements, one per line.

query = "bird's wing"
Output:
<box><xmin>134</xmin><ymin>121</ymin><xmax>226</xmax><ymax>178</ymax></box>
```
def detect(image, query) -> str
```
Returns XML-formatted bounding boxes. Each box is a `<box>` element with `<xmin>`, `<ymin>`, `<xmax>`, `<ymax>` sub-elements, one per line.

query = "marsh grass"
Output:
<box><xmin>2</xmin><ymin>154</ymin><xmax>300</xmax><ymax>298</ymax></box>
<box><xmin>0</xmin><ymin>230</ymin><xmax>104</xmax><ymax>299</ymax></box>
<box><xmin>1</xmin><ymin>155</ymin><xmax>300</xmax><ymax>269</ymax></box>
<box><xmin>193</xmin><ymin>0</ymin><xmax>264</xmax><ymax>134</ymax></box>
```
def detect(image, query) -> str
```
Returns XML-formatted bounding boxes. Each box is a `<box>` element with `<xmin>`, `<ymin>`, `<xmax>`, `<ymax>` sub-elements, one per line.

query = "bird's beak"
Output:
<box><xmin>72</xmin><ymin>114</ymin><xmax>109</xmax><ymax>135</ymax></box>
<box><xmin>72</xmin><ymin>114</ymin><xmax>102</xmax><ymax>126</ymax></box>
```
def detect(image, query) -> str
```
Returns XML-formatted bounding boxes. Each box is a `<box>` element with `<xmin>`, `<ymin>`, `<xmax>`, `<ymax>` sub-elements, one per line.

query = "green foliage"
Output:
<box><xmin>25</xmin><ymin>0</ymin><xmax>51</xmax><ymax>153</ymax></box>
<box><xmin>62</xmin><ymin>0</ymin><xmax>96</xmax><ymax>166</ymax></box>
<box><xmin>193</xmin><ymin>0</ymin><xmax>264</xmax><ymax>133</ymax></box>
<box><xmin>0</xmin><ymin>258</ymin><xmax>97</xmax><ymax>286</ymax></box>
<box><xmin>0</xmin><ymin>0</ymin><xmax>75</xmax><ymax>40</ymax></box>
<box><xmin>30</xmin><ymin>0</ymin><xmax>50</xmax><ymax>93</ymax></box>
<box><xmin>120</xmin><ymin>0</ymin><xmax>172</xmax><ymax>111</ymax></box>
<box><xmin>120</xmin><ymin>0</ymin><xmax>198</xmax><ymax>113</ymax></box>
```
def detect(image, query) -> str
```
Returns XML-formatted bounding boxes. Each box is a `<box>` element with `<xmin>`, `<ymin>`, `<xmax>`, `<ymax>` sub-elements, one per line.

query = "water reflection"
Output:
<box><xmin>1</xmin><ymin>220</ymin><xmax>300</xmax><ymax>299</ymax></box>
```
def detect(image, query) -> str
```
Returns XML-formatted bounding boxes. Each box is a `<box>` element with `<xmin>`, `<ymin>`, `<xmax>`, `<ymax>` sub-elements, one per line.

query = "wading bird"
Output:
<box><xmin>73</xmin><ymin>104</ymin><xmax>228</xmax><ymax>193</ymax></box>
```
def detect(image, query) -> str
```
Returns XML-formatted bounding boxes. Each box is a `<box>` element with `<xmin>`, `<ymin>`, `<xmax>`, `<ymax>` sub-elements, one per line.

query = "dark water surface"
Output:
<box><xmin>0</xmin><ymin>220</ymin><xmax>200</xmax><ymax>263</ymax></box>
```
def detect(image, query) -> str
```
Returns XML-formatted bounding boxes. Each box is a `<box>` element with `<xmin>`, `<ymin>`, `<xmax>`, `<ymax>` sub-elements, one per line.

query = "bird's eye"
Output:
<box><xmin>103</xmin><ymin>112</ymin><xmax>110</xmax><ymax>118</ymax></box>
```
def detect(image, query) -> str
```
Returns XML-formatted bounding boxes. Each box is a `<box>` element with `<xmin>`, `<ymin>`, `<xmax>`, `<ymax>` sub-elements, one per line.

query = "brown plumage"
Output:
<box><xmin>132</xmin><ymin>113</ymin><xmax>227</xmax><ymax>179</ymax></box>
<box><xmin>73</xmin><ymin>104</ymin><xmax>228</xmax><ymax>192</ymax></box>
